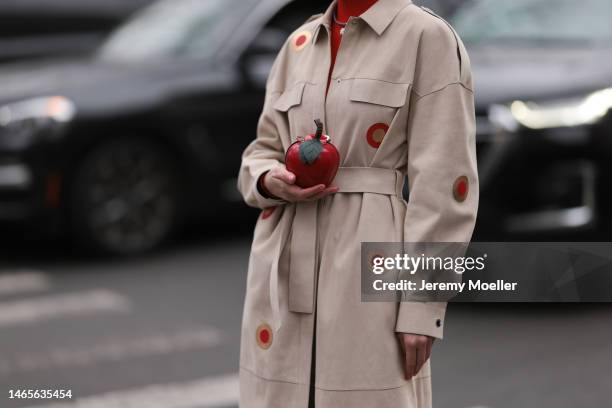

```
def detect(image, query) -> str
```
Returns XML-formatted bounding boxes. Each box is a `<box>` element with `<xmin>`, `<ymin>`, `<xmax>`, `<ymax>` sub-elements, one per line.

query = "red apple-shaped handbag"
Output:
<box><xmin>285</xmin><ymin>119</ymin><xmax>340</xmax><ymax>188</ymax></box>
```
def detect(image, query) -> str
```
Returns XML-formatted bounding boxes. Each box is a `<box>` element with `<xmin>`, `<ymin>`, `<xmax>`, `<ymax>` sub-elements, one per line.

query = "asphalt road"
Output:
<box><xmin>1</xmin><ymin>233</ymin><xmax>611</xmax><ymax>408</ymax></box>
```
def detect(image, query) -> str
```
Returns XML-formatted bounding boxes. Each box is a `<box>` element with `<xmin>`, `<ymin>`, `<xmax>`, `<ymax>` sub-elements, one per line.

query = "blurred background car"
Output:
<box><xmin>1</xmin><ymin>0</ymin><xmax>611</xmax><ymax>256</ymax></box>
<box><xmin>0</xmin><ymin>0</ymin><xmax>328</xmax><ymax>255</ymax></box>
<box><xmin>0</xmin><ymin>0</ymin><xmax>152</xmax><ymax>63</ymax></box>
<box><xmin>419</xmin><ymin>0</ymin><xmax>464</xmax><ymax>15</ymax></box>
<box><xmin>455</xmin><ymin>0</ymin><xmax>612</xmax><ymax>240</ymax></box>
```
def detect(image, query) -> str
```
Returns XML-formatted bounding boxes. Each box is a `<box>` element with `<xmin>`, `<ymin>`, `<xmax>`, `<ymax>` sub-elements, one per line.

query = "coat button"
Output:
<box><xmin>435</xmin><ymin>319</ymin><xmax>441</xmax><ymax>327</ymax></box>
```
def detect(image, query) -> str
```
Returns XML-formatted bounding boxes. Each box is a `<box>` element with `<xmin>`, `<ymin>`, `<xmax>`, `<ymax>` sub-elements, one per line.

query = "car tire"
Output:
<box><xmin>70</xmin><ymin>137</ymin><xmax>180</xmax><ymax>255</ymax></box>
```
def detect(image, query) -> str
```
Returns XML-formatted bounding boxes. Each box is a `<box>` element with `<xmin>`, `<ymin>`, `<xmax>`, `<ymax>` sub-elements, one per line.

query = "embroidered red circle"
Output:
<box><xmin>366</xmin><ymin>123</ymin><xmax>389</xmax><ymax>148</ymax></box>
<box><xmin>261</xmin><ymin>207</ymin><xmax>276</xmax><ymax>220</ymax></box>
<box><xmin>256</xmin><ymin>323</ymin><xmax>273</xmax><ymax>349</ymax></box>
<box><xmin>259</xmin><ymin>329</ymin><xmax>270</xmax><ymax>343</ymax></box>
<box><xmin>292</xmin><ymin>31</ymin><xmax>312</xmax><ymax>52</ymax></box>
<box><xmin>453</xmin><ymin>176</ymin><xmax>469</xmax><ymax>202</ymax></box>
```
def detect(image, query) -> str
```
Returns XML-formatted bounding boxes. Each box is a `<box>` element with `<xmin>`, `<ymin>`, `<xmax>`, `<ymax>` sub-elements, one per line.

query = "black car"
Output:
<box><xmin>448</xmin><ymin>0</ymin><xmax>612</xmax><ymax>239</ymax></box>
<box><xmin>0</xmin><ymin>0</ymin><xmax>153</xmax><ymax>63</ymax></box>
<box><xmin>0</xmin><ymin>0</ymin><xmax>327</xmax><ymax>254</ymax></box>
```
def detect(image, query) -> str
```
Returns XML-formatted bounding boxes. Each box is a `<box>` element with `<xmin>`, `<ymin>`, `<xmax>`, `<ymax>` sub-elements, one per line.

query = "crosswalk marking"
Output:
<box><xmin>0</xmin><ymin>326</ymin><xmax>224</xmax><ymax>376</ymax></box>
<box><xmin>22</xmin><ymin>373</ymin><xmax>239</xmax><ymax>408</ymax></box>
<box><xmin>0</xmin><ymin>289</ymin><xmax>129</xmax><ymax>328</ymax></box>
<box><xmin>0</xmin><ymin>270</ymin><xmax>50</xmax><ymax>296</ymax></box>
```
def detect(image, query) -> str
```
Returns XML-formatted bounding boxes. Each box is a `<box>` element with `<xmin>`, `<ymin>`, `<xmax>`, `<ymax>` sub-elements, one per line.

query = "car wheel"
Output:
<box><xmin>71</xmin><ymin>138</ymin><xmax>180</xmax><ymax>255</ymax></box>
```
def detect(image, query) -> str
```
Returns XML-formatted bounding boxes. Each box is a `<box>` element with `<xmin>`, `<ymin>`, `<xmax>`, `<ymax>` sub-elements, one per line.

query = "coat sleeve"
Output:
<box><xmin>395</xmin><ymin>17</ymin><xmax>479</xmax><ymax>339</ymax></box>
<box><xmin>237</xmin><ymin>48</ymin><xmax>289</xmax><ymax>209</ymax></box>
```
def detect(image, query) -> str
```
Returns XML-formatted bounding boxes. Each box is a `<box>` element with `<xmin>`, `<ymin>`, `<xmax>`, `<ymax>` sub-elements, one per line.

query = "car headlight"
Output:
<box><xmin>489</xmin><ymin>87</ymin><xmax>612</xmax><ymax>131</ymax></box>
<box><xmin>0</xmin><ymin>96</ymin><xmax>76</xmax><ymax>126</ymax></box>
<box><xmin>0</xmin><ymin>96</ymin><xmax>76</xmax><ymax>148</ymax></box>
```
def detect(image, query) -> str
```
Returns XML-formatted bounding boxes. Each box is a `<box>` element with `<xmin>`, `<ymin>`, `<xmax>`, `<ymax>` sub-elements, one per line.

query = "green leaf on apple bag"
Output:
<box><xmin>299</xmin><ymin>139</ymin><xmax>323</xmax><ymax>165</ymax></box>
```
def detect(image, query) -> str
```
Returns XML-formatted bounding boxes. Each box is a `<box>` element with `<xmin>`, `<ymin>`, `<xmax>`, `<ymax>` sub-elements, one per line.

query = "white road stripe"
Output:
<box><xmin>0</xmin><ymin>270</ymin><xmax>50</xmax><ymax>296</ymax></box>
<box><xmin>22</xmin><ymin>373</ymin><xmax>239</xmax><ymax>408</ymax></box>
<box><xmin>0</xmin><ymin>326</ymin><xmax>224</xmax><ymax>376</ymax></box>
<box><xmin>0</xmin><ymin>289</ymin><xmax>129</xmax><ymax>328</ymax></box>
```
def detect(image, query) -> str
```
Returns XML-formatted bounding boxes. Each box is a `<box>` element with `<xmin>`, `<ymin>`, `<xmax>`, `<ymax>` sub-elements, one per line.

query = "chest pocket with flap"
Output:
<box><xmin>349</xmin><ymin>78</ymin><xmax>410</xmax><ymax>108</ymax></box>
<box><xmin>273</xmin><ymin>82</ymin><xmax>306</xmax><ymax>112</ymax></box>
<box><xmin>348</xmin><ymin>79</ymin><xmax>410</xmax><ymax>138</ymax></box>
<box><xmin>273</xmin><ymin>82</ymin><xmax>313</xmax><ymax>142</ymax></box>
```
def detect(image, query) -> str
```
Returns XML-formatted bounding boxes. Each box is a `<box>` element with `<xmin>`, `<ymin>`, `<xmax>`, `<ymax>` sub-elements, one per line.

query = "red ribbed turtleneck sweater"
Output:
<box><xmin>328</xmin><ymin>0</ymin><xmax>379</xmax><ymax>90</ymax></box>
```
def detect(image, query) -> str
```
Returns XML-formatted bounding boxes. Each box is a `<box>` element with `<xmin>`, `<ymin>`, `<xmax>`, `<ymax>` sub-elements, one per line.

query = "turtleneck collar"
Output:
<box><xmin>336</xmin><ymin>0</ymin><xmax>379</xmax><ymax>22</ymax></box>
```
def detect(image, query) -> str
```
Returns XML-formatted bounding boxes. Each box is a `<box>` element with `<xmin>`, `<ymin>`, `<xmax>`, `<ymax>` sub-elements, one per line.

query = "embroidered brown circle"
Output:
<box><xmin>453</xmin><ymin>176</ymin><xmax>469</xmax><ymax>202</ymax></box>
<box><xmin>256</xmin><ymin>323</ymin><xmax>273</xmax><ymax>349</ymax></box>
<box><xmin>366</xmin><ymin>123</ymin><xmax>389</xmax><ymax>148</ymax></box>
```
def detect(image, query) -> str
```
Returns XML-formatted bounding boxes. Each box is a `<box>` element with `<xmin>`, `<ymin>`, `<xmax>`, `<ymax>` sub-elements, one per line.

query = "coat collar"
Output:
<box><xmin>312</xmin><ymin>0</ymin><xmax>412</xmax><ymax>42</ymax></box>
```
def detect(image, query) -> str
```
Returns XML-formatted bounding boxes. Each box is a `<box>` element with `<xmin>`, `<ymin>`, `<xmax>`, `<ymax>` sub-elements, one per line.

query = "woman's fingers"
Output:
<box><xmin>268</xmin><ymin>166</ymin><xmax>339</xmax><ymax>202</ymax></box>
<box><xmin>403</xmin><ymin>337</ymin><xmax>417</xmax><ymax>380</ymax></box>
<box><xmin>266</xmin><ymin>165</ymin><xmax>340</xmax><ymax>202</ymax></box>
<box><xmin>271</xmin><ymin>167</ymin><xmax>296</xmax><ymax>185</ymax></box>
<box><xmin>264</xmin><ymin>168</ymin><xmax>300</xmax><ymax>200</ymax></box>
<box><xmin>415</xmin><ymin>338</ymin><xmax>428</xmax><ymax>377</ymax></box>
<box><xmin>284</xmin><ymin>184</ymin><xmax>326</xmax><ymax>201</ymax></box>
<box><xmin>401</xmin><ymin>334</ymin><xmax>433</xmax><ymax>380</ymax></box>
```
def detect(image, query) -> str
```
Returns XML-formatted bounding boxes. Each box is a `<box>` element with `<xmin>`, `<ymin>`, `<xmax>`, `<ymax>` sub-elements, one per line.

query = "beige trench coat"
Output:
<box><xmin>237</xmin><ymin>0</ymin><xmax>478</xmax><ymax>406</ymax></box>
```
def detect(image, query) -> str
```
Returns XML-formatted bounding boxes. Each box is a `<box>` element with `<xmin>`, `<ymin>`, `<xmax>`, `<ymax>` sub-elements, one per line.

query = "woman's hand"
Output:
<box><xmin>398</xmin><ymin>333</ymin><xmax>434</xmax><ymax>380</ymax></box>
<box><xmin>263</xmin><ymin>166</ymin><xmax>338</xmax><ymax>202</ymax></box>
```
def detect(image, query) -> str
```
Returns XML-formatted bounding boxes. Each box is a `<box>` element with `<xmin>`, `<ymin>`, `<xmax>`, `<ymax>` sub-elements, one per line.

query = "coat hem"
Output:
<box><xmin>241</xmin><ymin>365</ymin><xmax>431</xmax><ymax>392</ymax></box>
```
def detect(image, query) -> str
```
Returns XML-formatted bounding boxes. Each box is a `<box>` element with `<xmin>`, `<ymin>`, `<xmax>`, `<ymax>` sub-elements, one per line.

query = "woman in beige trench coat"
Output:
<box><xmin>237</xmin><ymin>0</ymin><xmax>478</xmax><ymax>406</ymax></box>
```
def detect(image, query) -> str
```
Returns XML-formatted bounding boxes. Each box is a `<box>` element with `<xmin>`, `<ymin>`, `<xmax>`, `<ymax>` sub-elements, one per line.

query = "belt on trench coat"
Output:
<box><xmin>270</xmin><ymin>166</ymin><xmax>405</xmax><ymax>331</ymax></box>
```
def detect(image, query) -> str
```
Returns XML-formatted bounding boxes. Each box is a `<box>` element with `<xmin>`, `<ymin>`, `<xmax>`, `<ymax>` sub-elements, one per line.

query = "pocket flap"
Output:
<box><xmin>273</xmin><ymin>82</ymin><xmax>306</xmax><ymax>112</ymax></box>
<box><xmin>350</xmin><ymin>79</ymin><xmax>409</xmax><ymax>108</ymax></box>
